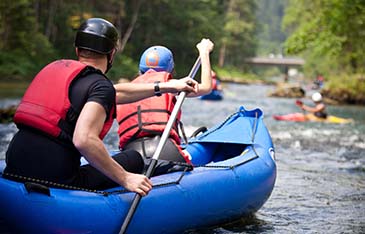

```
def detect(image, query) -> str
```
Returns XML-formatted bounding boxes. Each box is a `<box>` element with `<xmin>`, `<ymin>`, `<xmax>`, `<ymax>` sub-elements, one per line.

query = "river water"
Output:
<box><xmin>0</xmin><ymin>83</ymin><xmax>364</xmax><ymax>233</ymax></box>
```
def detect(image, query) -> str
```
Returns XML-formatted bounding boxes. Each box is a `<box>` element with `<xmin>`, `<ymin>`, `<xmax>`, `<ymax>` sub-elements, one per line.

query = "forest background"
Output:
<box><xmin>0</xmin><ymin>0</ymin><xmax>364</xmax><ymax>104</ymax></box>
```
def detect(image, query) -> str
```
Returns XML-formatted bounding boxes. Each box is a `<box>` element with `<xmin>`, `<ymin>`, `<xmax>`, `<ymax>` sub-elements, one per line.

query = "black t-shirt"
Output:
<box><xmin>69</xmin><ymin>70</ymin><xmax>116</xmax><ymax>123</ymax></box>
<box><xmin>4</xmin><ymin>68</ymin><xmax>116</xmax><ymax>184</ymax></box>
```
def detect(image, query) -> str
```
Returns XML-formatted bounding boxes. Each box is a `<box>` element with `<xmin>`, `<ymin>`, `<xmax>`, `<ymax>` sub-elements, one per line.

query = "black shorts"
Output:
<box><xmin>3</xmin><ymin>128</ymin><xmax>144</xmax><ymax>190</ymax></box>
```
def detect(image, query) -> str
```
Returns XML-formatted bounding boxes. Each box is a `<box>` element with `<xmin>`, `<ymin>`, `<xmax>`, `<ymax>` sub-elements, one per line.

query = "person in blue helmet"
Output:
<box><xmin>115</xmin><ymin>39</ymin><xmax>214</xmax><ymax>166</ymax></box>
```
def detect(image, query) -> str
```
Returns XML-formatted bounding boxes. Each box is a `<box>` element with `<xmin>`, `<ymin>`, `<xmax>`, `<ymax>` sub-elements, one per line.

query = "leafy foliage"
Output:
<box><xmin>283</xmin><ymin>0</ymin><xmax>365</xmax><ymax>75</ymax></box>
<box><xmin>323</xmin><ymin>73</ymin><xmax>365</xmax><ymax>105</ymax></box>
<box><xmin>255</xmin><ymin>0</ymin><xmax>288</xmax><ymax>55</ymax></box>
<box><xmin>0</xmin><ymin>0</ymin><xmax>258</xmax><ymax>81</ymax></box>
<box><xmin>0</xmin><ymin>0</ymin><xmax>57</xmax><ymax>79</ymax></box>
<box><xmin>216</xmin><ymin>0</ymin><xmax>258</xmax><ymax>69</ymax></box>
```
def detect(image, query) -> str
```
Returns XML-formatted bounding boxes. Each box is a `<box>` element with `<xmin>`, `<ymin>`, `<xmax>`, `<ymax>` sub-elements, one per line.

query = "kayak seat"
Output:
<box><xmin>187</xmin><ymin>142</ymin><xmax>248</xmax><ymax>165</ymax></box>
<box><xmin>212</xmin><ymin>143</ymin><xmax>248</xmax><ymax>162</ymax></box>
<box><xmin>186</xmin><ymin>142</ymin><xmax>217</xmax><ymax>165</ymax></box>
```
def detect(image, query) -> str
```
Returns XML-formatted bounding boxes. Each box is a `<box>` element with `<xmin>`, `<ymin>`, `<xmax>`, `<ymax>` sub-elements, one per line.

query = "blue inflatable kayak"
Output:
<box><xmin>200</xmin><ymin>89</ymin><xmax>223</xmax><ymax>101</ymax></box>
<box><xmin>0</xmin><ymin>106</ymin><xmax>276</xmax><ymax>234</ymax></box>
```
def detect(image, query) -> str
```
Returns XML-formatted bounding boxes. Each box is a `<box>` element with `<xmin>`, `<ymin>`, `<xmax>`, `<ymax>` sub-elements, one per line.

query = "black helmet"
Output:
<box><xmin>75</xmin><ymin>18</ymin><xmax>119</xmax><ymax>54</ymax></box>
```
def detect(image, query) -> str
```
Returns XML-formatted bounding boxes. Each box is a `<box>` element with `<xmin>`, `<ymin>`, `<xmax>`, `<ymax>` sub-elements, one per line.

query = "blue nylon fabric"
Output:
<box><xmin>189</xmin><ymin>106</ymin><xmax>263</xmax><ymax>145</ymax></box>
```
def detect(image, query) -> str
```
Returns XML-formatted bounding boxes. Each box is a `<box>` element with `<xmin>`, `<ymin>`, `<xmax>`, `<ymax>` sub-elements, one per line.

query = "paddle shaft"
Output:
<box><xmin>119</xmin><ymin>57</ymin><xmax>201</xmax><ymax>234</ymax></box>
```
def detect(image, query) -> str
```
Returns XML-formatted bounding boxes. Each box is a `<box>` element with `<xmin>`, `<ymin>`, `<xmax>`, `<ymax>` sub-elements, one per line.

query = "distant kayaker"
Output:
<box><xmin>116</xmin><ymin>40</ymin><xmax>214</xmax><ymax>165</ymax></box>
<box><xmin>3</xmin><ymin>18</ymin><xmax>199</xmax><ymax>196</ymax></box>
<box><xmin>211</xmin><ymin>70</ymin><xmax>223</xmax><ymax>92</ymax></box>
<box><xmin>296</xmin><ymin>92</ymin><xmax>328</xmax><ymax>119</ymax></box>
<box><xmin>312</xmin><ymin>74</ymin><xmax>324</xmax><ymax>89</ymax></box>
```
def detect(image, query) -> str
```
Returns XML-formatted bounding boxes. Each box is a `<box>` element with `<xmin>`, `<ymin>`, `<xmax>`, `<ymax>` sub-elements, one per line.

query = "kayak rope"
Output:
<box><xmin>251</xmin><ymin>111</ymin><xmax>258</xmax><ymax>143</ymax></box>
<box><xmin>190</xmin><ymin>108</ymin><xmax>259</xmax><ymax>143</ymax></box>
<box><xmin>200</xmin><ymin>154</ymin><xmax>258</xmax><ymax>168</ymax></box>
<box><xmin>2</xmin><ymin>152</ymin><xmax>259</xmax><ymax>196</ymax></box>
<box><xmin>2</xmin><ymin>172</ymin><xmax>109</xmax><ymax>195</ymax></box>
<box><xmin>107</xmin><ymin>166</ymin><xmax>192</xmax><ymax>195</ymax></box>
<box><xmin>108</xmin><ymin>155</ymin><xmax>259</xmax><ymax>195</ymax></box>
<box><xmin>251</xmin><ymin>111</ymin><xmax>260</xmax><ymax>157</ymax></box>
<box><xmin>2</xmin><ymin>166</ymin><xmax>192</xmax><ymax>196</ymax></box>
<box><xmin>189</xmin><ymin>110</ymin><xmax>238</xmax><ymax>139</ymax></box>
<box><xmin>1</xmin><ymin>110</ymin><xmax>261</xmax><ymax>195</ymax></box>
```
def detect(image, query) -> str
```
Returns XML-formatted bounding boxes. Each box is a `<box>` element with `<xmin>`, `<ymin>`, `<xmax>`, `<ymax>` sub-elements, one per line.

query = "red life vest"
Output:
<box><xmin>116</xmin><ymin>69</ymin><xmax>182</xmax><ymax>148</ymax></box>
<box><xmin>212</xmin><ymin>78</ymin><xmax>218</xmax><ymax>90</ymax></box>
<box><xmin>14</xmin><ymin>59</ymin><xmax>114</xmax><ymax>140</ymax></box>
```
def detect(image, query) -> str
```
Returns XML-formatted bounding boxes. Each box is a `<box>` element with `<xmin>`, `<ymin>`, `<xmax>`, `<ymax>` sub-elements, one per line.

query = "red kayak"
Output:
<box><xmin>273</xmin><ymin>113</ymin><xmax>307</xmax><ymax>122</ymax></box>
<box><xmin>273</xmin><ymin>113</ymin><xmax>353</xmax><ymax>124</ymax></box>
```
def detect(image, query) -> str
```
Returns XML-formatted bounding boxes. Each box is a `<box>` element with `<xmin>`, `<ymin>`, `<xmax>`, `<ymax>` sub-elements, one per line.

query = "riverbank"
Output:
<box><xmin>321</xmin><ymin>73</ymin><xmax>365</xmax><ymax>105</ymax></box>
<box><xmin>0</xmin><ymin>82</ymin><xmax>29</xmax><ymax>98</ymax></box>
<box><xmin>0</xmin><ymin>105</ymin><xmax>16</xmax><ymax>123</ymax></box>
<box><xmin>220</xmin><ymin>73</ymin><xmax>365</xmax><ymax>105</ymax></box>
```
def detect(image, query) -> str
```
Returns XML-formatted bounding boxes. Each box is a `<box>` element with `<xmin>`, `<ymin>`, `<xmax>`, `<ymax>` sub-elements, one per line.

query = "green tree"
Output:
<box><xmin>283</xmin><ymin>0</ymin><xmax>365</xmax><ymax>75</ymax></box>
<box><xmin>0</xmin><ymin>0</ymin><xmax>259</xmax><ymax>81</ymax></box>
<box><xmin>218</xmin><ymin>0</ymin><xmax>257</xmax><ymax>69</ymax></box>
<box><xmin>0</xmin><ymin>0</ymin><xmax>56</xmax><ymax>80</ymax></box>
<box><xmin>256</xmin><ymin>0</ymin><xmax>287</xmax><ymax>55</ymax></box>
<box><xmin>121</xmin><ymin>0</ymin><xmax>224</xmax><ymax>76</ymax></box>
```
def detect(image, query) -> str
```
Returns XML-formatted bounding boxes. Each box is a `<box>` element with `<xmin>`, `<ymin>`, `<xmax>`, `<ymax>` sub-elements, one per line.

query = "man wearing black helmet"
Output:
<box><xmin>3</xmin><ymin>18</ymin><xmax>198</xmax><ymax>196</ymax></box>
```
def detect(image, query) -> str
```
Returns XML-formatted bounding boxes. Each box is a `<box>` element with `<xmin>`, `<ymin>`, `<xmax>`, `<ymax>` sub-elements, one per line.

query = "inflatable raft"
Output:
<box><xmin>273</xmin><ymin>112</ymin><xmax>353</xmax><ymax>124</ymax></box>
<box><xmin>0</xmin><ymin>106</ymin><xmax>276</xmax><ymax>234</ymax></box>
<box><xmin>200</xmin><ymin>89</ymin><xmax>223</xmax><ymax>101</ymax></box>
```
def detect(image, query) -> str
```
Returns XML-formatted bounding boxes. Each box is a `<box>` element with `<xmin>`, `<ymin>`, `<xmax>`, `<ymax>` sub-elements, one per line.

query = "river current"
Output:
<box><xmin>0</xmin><ymin>83</ymin><xmax>364</xmax><ymax>233</ymax></box>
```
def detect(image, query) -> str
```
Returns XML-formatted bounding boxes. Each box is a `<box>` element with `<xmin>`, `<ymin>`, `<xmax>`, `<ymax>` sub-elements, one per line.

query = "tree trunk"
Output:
<box><xmin>45</xmin><ymin>0</ymin><xmax>57</xmax><ymax>41</ymax></box>
<box><xmin>218</xmin><ymin>44</ymin><xmax>226</xmax><ymax>67</ymax></box>
<box><xmin>219</xmin><ymin>0</ymin><xmax>235</xmax><ymax>68</ymax></box>
<box><xmin>119</xmin><ymin>0</ymin><xmax>143</xmax><ymax>53</ymax></box>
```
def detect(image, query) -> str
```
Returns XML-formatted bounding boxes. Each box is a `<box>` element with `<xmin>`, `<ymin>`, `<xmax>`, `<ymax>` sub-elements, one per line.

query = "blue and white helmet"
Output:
<box><xmin>139</xmin><ymin>46</ymin><xmax>174</xmax><ymax>74</ymax></box>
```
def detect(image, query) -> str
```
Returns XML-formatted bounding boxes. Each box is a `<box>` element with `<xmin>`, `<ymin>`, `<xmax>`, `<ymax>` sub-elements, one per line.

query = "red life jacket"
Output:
<box><xmin>116</xmin><ymin>69</ymin><xmax>182</xmax><ymax>148</ymax></box>
<box><xmin>14</xmin><ymin>59</ymin><xmax>114</xmax><ymax>140</ymax></box>
<box><xmin>212</xmin><ymin>78</ymin><xmax>218</xmax><ymax>90</ymax></box>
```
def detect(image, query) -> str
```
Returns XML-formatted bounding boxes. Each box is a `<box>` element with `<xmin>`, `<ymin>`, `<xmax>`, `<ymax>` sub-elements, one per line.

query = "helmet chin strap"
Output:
<box><xmin>105</xmin><ymin>58</ymin><xmax>113</xmax><ymax>73</ymax></box>
<box><xmin>105</xmin><ymin>50</ymin><xmax>116</xmax><ymax>74</ymax></box>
